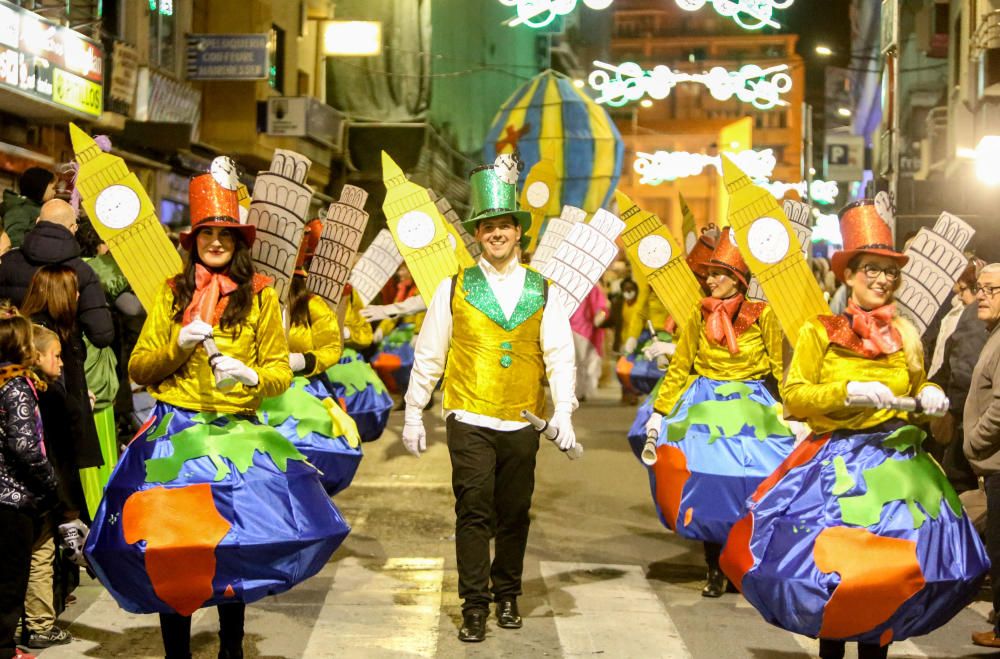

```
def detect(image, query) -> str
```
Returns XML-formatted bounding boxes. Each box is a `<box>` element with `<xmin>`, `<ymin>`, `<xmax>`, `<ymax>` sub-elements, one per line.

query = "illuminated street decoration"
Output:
<box><xmin>760</xmin><ymin>180</ymin><xmax>839</xmax><ymax>205</ymax></box>
<box><xmin>498</xmin><ymin>0</ymin><xmax>614</xmax><ymax>29</ymax></box>
<box><xmin>675</xmin><ymin>0</ymin><xmax>795</xmax><ymax>30</ymax></box>
<box><xmin>634</xmin><ymin>149</ymin><xmax>776</xmax><ymax>185</ymax></box>
<box><xmin>588</xmin><ymin>61</ymin><xmax>792</xmax><ymax>110</ymax></box>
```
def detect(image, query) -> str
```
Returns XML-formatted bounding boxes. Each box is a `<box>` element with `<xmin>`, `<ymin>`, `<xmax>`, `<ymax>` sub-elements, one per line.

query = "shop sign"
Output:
<box><xmin>0</xmin><ymin>0</ymin><xmax>104</xmax><ymax>117</ymax></box>
<box><xmin>186</xmin><ymin>34</ymin><xmax>268</xmax><ymax>81</ymax></box>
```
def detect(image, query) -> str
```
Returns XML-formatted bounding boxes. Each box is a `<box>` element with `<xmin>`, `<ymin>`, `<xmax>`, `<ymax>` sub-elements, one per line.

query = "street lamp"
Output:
<box><xmin>975</xmin><ymin>135</ymin><xmax>1000</xmax><ymax>186</ymax></box>
<box><xmin>837</xmin><ymin>107</ymin><xmax>852</xmax><ymax>118</ymax></box>
<box><xmin>639</xmin><ymin>99</ymin><xmax>653</xmax><ymax>108</ymax></box>
<box><xmin>815</xmin><ymin>45</ymin><xmax>833</xmax><ymax>56</ymax></box>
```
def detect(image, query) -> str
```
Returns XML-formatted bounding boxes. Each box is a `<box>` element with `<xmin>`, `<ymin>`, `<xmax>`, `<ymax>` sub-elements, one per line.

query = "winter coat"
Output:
<box><xmin>0</xmin><ymin>189</ymin><xmax>41</xmax><ymax>249</ymax></box>
<box><xmin>932</xmin><ymin>302</ymin><xmax>988</xmax><ymax>416</ymax></box>
<box><xmin>0</xmin><ymin>366</ymin><xmax>57</xmax><ymax>511</ymax></box>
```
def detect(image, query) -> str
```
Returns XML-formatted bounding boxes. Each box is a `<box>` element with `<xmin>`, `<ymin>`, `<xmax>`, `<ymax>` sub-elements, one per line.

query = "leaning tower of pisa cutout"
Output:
<box><xmin>69</xmin><ymin>123</ymin><xmax>183</xmax><ymax>311</ymax></box>
<box><xmin>746</xmin><ymin>199</ymin><xmax>814</xmax><ymax>302</ymax></box>
<box><xmin>615</xmin><ymin>190</ymin><xmax>703</xmax><ymax>323</ymax></box>
<box><xmin>538</xmin><ymin>208</ymin><xmax>625</xmax><ymax>316</ymax></box>
<box><xmin>246</xmin><ymin>149</ymin><xmax>314</xmax><ymax>304</ymax></box>
<box><xmin>895</xmin><ymin>211</ymin><xmax>975</xmax><ymax>335</ymax></box>
<box><xmin>308</xmin><ymin>185</ymin><xmax>370</xmax><ymax>310</ymax></box>
<box><xmin>721</xmin><ymin>155</ymin><xmax>827</xmax><ymax>346</ymax></box>
<box><xmin>530</xmin><ymin>205</ymin><xmax>586</xmax><ymax>272</ymax></box>
<box><xmin>348</xmin><ymin>229</ymin><xmax>404</xmax><ymax>306</ymax></box>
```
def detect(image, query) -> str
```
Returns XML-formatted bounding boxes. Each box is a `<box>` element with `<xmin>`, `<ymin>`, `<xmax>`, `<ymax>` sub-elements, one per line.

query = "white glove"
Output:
<box><xmin>623</xmin><ymin>336</ymin><xmax>638</xmax><ymax>354</ymax></box>
<box><xmin>289</xmin><ymin>352</ymin><xmax>307</xmax><ymax>373</ymax></box>
<box><xmin>918</xmin><ymin>386</ymin><xmax>949</xmax><ymax>416</ymax></box>
<box><xmin>213</xmin><ymin>355</ymin><xmax>259</xmax><ymax>387</ymax></box>
<box><xmin>58</xmin><ymin>519</ymin><xmax>89</xmax><ymax>567</ymax></box>
<box><xmin>401</xmin><ymin>415</ymin><xmax>427</xmax><ymax>457</ymax></box>
<box><xmin>642</xmin><ymin>340</ymin><xmax>676</xmax><ymax>361</ymax></box>
<box><xmin>361</xmin><ymin>305</ymin><xmax>393</xmax><ymax>322</ymax></box>
<box><xmin>548</xmin><ymin>411</ymin><xmax>577</xmax><ymax>451</ymax></box>
<box><xmin>645</xmin><ymin>412</ymin><xmax>663</xmax><ymax>438</ymax></box>
<box><xmin>846</xmin><ymin>381</ymin><xmax>895</xmax><ymax>408</ymax></box>
<box><xmin>177</xmin><ymin>319</ymin><xmax>213</xmax><ymax>349</ymax></box>
<box><xmin>342</xmin><ymin>327</ymin><xmax>352</xmax><ymax>341</ymax></box>
<box><xmin>593</xmin><ymin>310</ymin><xmax>608</xmax><ymax>328</ymax></box>
<box><xmin>373</xmin><ymin>328</ymin><xmax>384</xmax><ymax>344</ymax></box>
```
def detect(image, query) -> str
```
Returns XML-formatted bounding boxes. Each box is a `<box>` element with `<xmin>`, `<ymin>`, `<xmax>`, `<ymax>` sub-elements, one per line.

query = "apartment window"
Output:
<box><xmin>148</xmin><ymin>0</ymin><xmax>176</xmax><ymax>72</ymax></box>
<box><xmin>268</xmin><ymin>25</ymin><xmax>285</xmax><ymax>93</ymax></box>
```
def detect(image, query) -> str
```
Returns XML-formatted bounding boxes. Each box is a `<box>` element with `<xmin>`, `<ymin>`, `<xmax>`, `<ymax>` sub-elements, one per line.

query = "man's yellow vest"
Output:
<box><xmin>442</xmin><ymin>265</ymin><xmax>547</xmax><ymax>421</ymax></box>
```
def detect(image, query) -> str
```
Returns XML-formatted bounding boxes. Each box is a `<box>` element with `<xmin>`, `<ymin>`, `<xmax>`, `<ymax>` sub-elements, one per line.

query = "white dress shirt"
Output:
<box><xmin>404</xmin><ymin>256</ymin><xmax>578</xmax><ymax>430</ymax></box>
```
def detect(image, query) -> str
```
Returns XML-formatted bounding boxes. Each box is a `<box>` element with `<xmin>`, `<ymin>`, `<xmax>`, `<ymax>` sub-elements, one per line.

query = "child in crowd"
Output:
<box><xmin>0</xmin><ymin>304</ymin><xmax>57</xmax><ymax>659</ymax></box>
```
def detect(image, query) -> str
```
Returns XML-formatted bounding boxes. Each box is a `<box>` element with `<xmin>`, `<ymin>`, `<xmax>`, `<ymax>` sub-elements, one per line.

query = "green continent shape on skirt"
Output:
<box><xmin>831</xmin><ymin>456</ymin><xmax>855</xmax><ymax>496</ymax></box>
<box><xmin>384</xmin><ymin>324</ymin><xmax>414</xmax><ymax>348</ymax></box>
<box><xmin>837</xmin><ymin>448</ymin><xmax>963</xmax><ymax>530</ymax></box>
<box><xmin>258</xmin><ymin>377</ymin><xmax>361</xmax><ymax>448</ymax></box>
<box><xmin>144</xmin><ymin>414</ymin><xmax>307</xmax><ymax>484</ymax></box>
<box><xmin>881</xmin><ymin>424</ymin><xmax>928</xmax><ymax>453</ymax></box>
<box><xmin>326</xmin><ymin>349</ymin><xmax>388</xmax><ymax>396</ymax></box>
<box><xmin>665</xmin><ymin>381</ymin><xmax>793</xmax><ymax>444</ymax></box>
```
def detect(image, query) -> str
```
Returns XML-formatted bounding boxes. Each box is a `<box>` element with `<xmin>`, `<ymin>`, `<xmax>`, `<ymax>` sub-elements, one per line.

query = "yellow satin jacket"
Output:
<box><xmin>288</xmin><ymin>295</ymin><xmax>343</xmax><ymax>377</ymax></box>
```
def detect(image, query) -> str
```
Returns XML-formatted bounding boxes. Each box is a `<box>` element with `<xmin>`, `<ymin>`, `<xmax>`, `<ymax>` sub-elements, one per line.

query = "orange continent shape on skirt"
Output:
<box><xmin>372</xmin><ymin>353</ymin><xmax>402</xmax><ymax>393</ymax></box>
<box><xmin>653</xmin><ymin>444</ymin><xmax>690</xmax><ymax>531</ymax></box>
<box><xmin>719</xmin><ymin>512</ymin><xmax>755</xmax><ymax>591</ymax></box>
<box><xmin>750</xmin><ymin>433</ymin><xmax>830</xmax><ymax>503</ymax></box>
<box><xmin>615</xmin><ymin>355</ymin><xmax>634</xmax><ymax>392</ymax></box>
<box><xmin>123</xmin><ymin>484</ymin><xmax>233</xmax><ymax>616</ymax></box>
<box><xmin>814</xmin><ymin>526</ymin><xmax>925</xmax><ymax>639</ymax></box>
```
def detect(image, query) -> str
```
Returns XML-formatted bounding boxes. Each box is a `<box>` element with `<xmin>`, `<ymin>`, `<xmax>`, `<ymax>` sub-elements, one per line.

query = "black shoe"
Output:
<box><xmin>496</xmin><ymin>597</ymin><xmax>522</xmax><ymax>629</ymax></box>
<box><xmin>218</xmin><ymin>648</ymin><xmax>243</xmax><ymax>659</ymax></box>
<box><xmin>701</xmin><ymin>568</ymin><xmax>726</xmax><ymax>598</ymax></box>
<box><xmin>458</xmin><ymin>608</ymin><xmax>487</xmax><ymax>642</ymax></box>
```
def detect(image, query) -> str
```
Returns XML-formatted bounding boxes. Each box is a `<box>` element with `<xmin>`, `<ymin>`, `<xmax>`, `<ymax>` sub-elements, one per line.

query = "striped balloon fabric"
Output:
<box><xmin>484</xmin><ymin>70</ymin><xmax>624</xmax><ymax>214</ymax></box>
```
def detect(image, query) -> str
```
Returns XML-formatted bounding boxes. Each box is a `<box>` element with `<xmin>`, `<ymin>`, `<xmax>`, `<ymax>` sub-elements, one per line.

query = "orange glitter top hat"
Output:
<box><xmin>179</xmin><ymin>173</ymin><xmax>255</xmax><ymax>251</ymax></box>
<box><xmin>294</xmin><ymin>219</ymin><xmax>324</xmax><ymax>277</ymax></box>
<box><xmin>830</xmin><ymin>199</ymin><xmax>908</xmax><ymax>282</ymax></box>
<box><xmin>686</xmin><ymin>224</ymin><xmax>719</xmax><ymax>278</ymax></box>
<box><xmin>707</xmin><ymin>227</ymin><xmax>750</xmax><ymax>287</ymax></box>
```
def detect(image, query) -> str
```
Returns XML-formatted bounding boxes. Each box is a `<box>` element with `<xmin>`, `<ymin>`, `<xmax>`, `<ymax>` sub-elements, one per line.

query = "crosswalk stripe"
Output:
<box><xmin>788</xmin><ymin>630</ymin><xmax>927</xmax><ymax>657</ymax></box>
<box><xmin>539</xmin><ymin>560</ymin><xmax>692</xmax><ymax>657</ymax></box>
<box><xmin>303</xmin><ymin>557</ymin><xmax>443</xmax><ymax>657</ymax></box>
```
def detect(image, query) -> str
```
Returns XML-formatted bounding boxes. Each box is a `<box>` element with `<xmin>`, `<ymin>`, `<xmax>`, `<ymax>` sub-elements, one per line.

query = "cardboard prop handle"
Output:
<box><xmin>845</xmin><ymin>395</ymin><xmax>946</xmax><ymax>417</ymax></box>
<box><xmin>521</xmin><ymin>410</ymin><xmax>584</xmax><ymax>460</ymax></box>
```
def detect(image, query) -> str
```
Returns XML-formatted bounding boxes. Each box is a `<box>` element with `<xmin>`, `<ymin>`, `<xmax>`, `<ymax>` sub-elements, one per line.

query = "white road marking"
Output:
<box><xmin>540</xmin><ymin>560</ymin><xmax>692</xmax><ymax>657</ymax></box>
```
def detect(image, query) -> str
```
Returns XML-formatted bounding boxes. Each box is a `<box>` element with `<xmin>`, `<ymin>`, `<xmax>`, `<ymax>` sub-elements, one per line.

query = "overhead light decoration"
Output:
<box><xmin>675</xmin><ymin>0</ymin><xmax>795</xmax><ymax>30</ymax></box>
<box><xmin>634</xmin><ymin>149</ymin><xmax>776</xmax><ymax>185</ymax></box>
<box><xmin>323</xmin><ymin>21</ymin><xmax>382</xmax><ymax>56</ymax></box>
<box><xmin>760</xmin><ymin>180</ymin><xmax>839</xmax><ymax>205</ymax></box>
<box><xmin>498</xmin><ymin>0</ymin><xmax>615</xmax><ymax>29</ymax></box>
<box><xmin>588</xmin><ymin>60</ymin><xmax>793</xmax><ymax>110</ymax></box>
<box><xmin>811</xmin><ymin>210</ymin><xmax>843</xmax><ymax>245</ymax></box>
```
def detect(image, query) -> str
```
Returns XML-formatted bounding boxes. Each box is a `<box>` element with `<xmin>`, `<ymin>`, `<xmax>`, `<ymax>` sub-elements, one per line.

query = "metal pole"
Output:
<box><xmin>803</xmin><ymin>102</ymin><xmax>813</xmax><ymax>208</ymax></box>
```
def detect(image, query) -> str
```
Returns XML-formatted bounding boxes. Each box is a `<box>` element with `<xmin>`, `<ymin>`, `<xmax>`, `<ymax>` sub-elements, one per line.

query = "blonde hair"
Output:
<box><xmin>31</xmin><ymin>324</ymin><xmax>59</xmax><ymax>353</ymax></box>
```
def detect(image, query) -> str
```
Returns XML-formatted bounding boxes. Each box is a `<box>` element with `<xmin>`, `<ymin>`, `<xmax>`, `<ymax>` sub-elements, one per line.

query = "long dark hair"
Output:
<box><xmin>171</xmin><ymin>230</ymin><xmax>256</xmax><ymax>331</ymax></box>
<box><xmin>20</xmin><ymin>265</ymin><xmax>78</xmax><ymax>343</ymax></box>
<box><xmin>288</xmin><ymin>275</ymin><xmax>313</xmax><ymax>328</ymax></box>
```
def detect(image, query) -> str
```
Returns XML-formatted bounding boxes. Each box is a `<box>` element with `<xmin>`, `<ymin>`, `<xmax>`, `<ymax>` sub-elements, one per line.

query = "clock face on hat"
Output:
<box><xmin>210</xmin><ymin>157</ymin><xmax>240</xmax><ymax>191</ymax></box>
<box><xmin>95</xmin><ymin>185</ymin><xmax>142</xmax><ymax>230</ymax></box>
<box><xmin>525</xmin><ymin>181</ymin><xmax>550</xmax><ymax>209</ymax></box>
<box><xmin>746</xmin><ymin>217</ymin><xmax>790</xmax><ymax>264</ymax></box>
<box><xmin>637</xmin><ymin>235</ymin><xmax>672</xmax><ymax>269</ymax></box>
<box><xmin>396</xmin><ymin>211</ymin><xmax>436</xmax><ymax>249</ymax></box>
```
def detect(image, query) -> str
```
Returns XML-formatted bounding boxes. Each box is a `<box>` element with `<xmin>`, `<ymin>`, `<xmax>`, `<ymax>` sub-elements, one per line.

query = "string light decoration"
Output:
<box><xmin>760</xmin><ymin>180</ymin><xmax>839</xmax><ymax>205</ymax></box>
<box><xmin>675</xmin><ymin>0</ymin><xmax>794</xmax><ymax>30</ymax></box>
<box><xmin>633</xmin><ymin>149</ymin><xmax>776</xmax><ymax>185</ymax></box>
<box><xmin>588</xmin><ymin>60</ymin><xmax>793</xmax><ymax>110</ymax></box>
<box><xmin>497</xmin><ymin>0</ymin><xmax>614</xmax><ymax>29</ymax></box>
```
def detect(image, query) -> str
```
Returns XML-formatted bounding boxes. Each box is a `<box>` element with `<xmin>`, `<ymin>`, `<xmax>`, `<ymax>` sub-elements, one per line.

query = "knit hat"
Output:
<box><xmin>18</xmin><ymin>168</ymin><xmax>54</xmax><ymax>205</ymax></box>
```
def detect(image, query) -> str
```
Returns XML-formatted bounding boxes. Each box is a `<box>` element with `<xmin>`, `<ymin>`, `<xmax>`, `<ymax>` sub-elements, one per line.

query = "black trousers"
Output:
<box><xmin>704</xmin><ymin>542</ymin><xmax>721</xmax><ymax>571</ymax></box>
<box><xmin>0</xmin><ymin>507</ymin><xmax>34</xmax><ymax>659</ymax></box>
<box><xmin>159</xmin><ymin>602</ymin><xmax>245</xmax><ymax>659</ymax></box>
<box><xmin>446</xmin><ymin>416</ymin><xmax>540</xmax><ymax>612</ymax></box>
<box><xmin>987</xmin><ymin>473</ymin><xmax>1000</xmax><ymax>633</ymax></box>
<box><xmin>818</xmin><ymin>639</ymin><xmax>888</xmax><ymax>659</ymax></box>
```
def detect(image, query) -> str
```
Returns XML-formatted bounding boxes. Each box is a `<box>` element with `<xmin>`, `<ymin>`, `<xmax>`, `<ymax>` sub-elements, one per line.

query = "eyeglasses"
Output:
<box><xmin>974</xmin><ymin>284</ymin><xmax>1000</xmax><ymax>298</ymax></box>
<box><xmin>859</xmin><ymin>263</ymin><xmax>900</xmax><ymax>282</ymax></box>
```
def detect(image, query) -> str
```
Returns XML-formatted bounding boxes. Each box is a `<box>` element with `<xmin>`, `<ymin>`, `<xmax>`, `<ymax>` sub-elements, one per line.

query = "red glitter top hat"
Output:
<box><xmin>707</xmin><ymin>227</ymin><xmax>750</xmax><ymax>287</ymax></box>
<box><xmin>830</xmin><ymin>199</ymin><xmax>908</xmax><ymax>282</ymax></box>
<box><xmin>179</xmin><ymin>173</ymin><xmax>255</xmax><ymax>251</ymax></box>
<box><xmin>294</xmin><ymin>219</ymin><xmax>324</xmax><ymax>277</ymax></box>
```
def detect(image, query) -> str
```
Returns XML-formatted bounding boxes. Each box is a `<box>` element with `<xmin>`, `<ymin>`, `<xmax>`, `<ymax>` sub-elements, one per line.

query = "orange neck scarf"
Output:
<box><xmin>701</xmin><ymin>294</ymin><xmax>743</xmax><ymax>354</ymax></box>
<box><xmin>183</xmin><ymin>265</ymin><xmax>237</xmax><ymax>326</ymax></box>
<box><xmin>845</xmin><ymin>299</ymin><xmax>902</xmax><ymax>358</ymax></box>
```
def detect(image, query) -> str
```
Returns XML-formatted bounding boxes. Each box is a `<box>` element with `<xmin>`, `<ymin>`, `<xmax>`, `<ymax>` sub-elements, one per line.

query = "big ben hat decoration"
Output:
<box><xmin>465</xmin><ymin>154</ymin><xmax>532</xmax><ymax>233</ymax></box>
<box><xmin>708</xmin><ymin>227</ymin><xmax>751</xmax><ymax>287</ymax></box>
<box><xmin>180</xmin><ymin>170</ymin><xmax>256</xmax><ymax>251</ymax></box>
<box><xmin>831</xmin><ymin>199</ymin><xmax>908</xmax><ymax>282</ymax></box>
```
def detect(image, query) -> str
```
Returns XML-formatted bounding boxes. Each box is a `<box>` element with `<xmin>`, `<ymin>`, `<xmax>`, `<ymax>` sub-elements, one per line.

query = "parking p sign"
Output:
<box><xmin>825</xmin><ymin>135</ymin><xmax>865</xmax><ymax>182</ymax></box>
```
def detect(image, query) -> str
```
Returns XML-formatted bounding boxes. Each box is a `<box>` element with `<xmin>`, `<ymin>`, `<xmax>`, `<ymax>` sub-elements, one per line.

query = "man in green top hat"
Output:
<box><xmin>402</xmin><ymin>155</ymin><xmax>578</xmax><ymax>642</ymax></box>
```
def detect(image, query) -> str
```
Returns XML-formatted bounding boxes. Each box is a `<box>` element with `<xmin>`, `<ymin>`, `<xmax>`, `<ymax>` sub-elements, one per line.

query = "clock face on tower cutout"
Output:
<box><xmin>746</xmin><ymin>217</ymin><xmax>791</xmax><ymax>264</ymax></box>
<box><xmin>637</xmin><ymin>234</ymin><xmax>672</xmax><ymax>269</ymax></box>
<box><xmin>525</xmin><ymin>181</ymin><xmax>550</xmax><ymax>209</ymax></box>
<box><xmin>396</xmin><ymin>210</ymin><xmax>436</xmax><ymax>250</ymax></box>
<box><xmin>95</xmin><ymin>185</ymin><xmax>142</xmax><ymax>230</ymax></box>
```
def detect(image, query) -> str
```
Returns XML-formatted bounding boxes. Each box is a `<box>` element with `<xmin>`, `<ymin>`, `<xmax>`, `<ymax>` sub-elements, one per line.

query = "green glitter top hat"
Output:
<box><xmin>465</xmin><ymin>155</ymin><xmax>532</xmax><ymax>233</ymax></box>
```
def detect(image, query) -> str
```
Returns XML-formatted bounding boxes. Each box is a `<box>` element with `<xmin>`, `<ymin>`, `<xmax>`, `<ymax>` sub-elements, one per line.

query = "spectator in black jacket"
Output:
<box><xmin>0</xmin><ymin>199</ymin><xmax>113</xmax><ymax>471</ymax></box>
